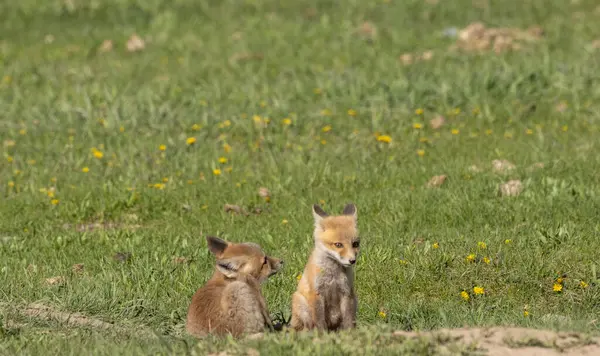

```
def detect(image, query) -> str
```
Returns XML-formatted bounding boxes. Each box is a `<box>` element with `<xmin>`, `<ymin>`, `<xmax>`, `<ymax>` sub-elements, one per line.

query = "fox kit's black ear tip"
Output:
<box><xmin>206</xmin><ymin>236</ymin><xmax>228</xmax><ymax>255</ymax></box>
<box><xmin>312</xmin><ymin>204</ymin><xmax>328</xmax><ymax>218</ymax></box>
<box><xmin>343</xmin><ymin>203</ymin><xmax>357</xmax><ymax>216</ymax></box>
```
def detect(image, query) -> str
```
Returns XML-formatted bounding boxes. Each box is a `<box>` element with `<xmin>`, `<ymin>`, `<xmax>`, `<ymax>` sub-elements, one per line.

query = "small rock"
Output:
<box><xmin>499</xmin><ymin>180</ymin><xmax>523</xmax><ymax>197</ymax></box>
<box><xmin>426</xmin><ymin>175</ymin><xmax>447</xmax><ymax>188</ymax></box>
<box><xmin>429</xmin><ymin>115</ymin><xmax>445</xmax><ymax>129</ymax></box>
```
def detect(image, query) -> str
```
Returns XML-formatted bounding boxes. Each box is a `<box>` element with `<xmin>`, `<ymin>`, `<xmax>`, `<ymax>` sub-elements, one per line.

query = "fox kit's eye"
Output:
<box><xmin>352</xmin><ymin>241</ymin><xmax>360</xmax><ymax>248</ymax></box>
<box><xmin>263</xmin><ymin>256</ymin><xmax>268</xmax><ymax>265</ymax></box>
<box><xmin>334</xmin><ymin>242</ymin><xmax>343</xmax><ymax>248</ymax></box>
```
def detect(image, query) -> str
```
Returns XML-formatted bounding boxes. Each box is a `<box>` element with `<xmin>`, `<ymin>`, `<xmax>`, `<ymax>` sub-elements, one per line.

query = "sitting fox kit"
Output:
<box><xmin>291</xmin><ymin>203</ymin><xmax>360</xmax><ymax>331</ymax></box>
<box><xmin>186</xmin><ymin>236</ymin><xmax>283</xmax><ymax>338</ymax></box>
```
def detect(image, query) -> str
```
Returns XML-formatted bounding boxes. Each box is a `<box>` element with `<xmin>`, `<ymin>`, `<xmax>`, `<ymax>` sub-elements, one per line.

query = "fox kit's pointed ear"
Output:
<box><xmin>312</xmin><ymin>204</ymin><xmax>328</xmax><ymax>226</ymax></box>
<box><xmin>342</xmin><ymin>203</ymin><xmax>357</xmax><ymax>219</ymax></box>
<box><xmin>206</xmin><ymin>236</ymin><xmax>228</xmax><ymax>257</ymax></box>
<box><xmin>215</xmin><ymin>258</ymin><xmax>241</xmax><ymax>278</ymax></box>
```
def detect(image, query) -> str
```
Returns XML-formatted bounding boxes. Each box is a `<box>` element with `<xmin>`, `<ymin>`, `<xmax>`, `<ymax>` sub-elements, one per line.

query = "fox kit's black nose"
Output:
<box><xmin>349</xmin><ymin>259</ymin><xmax>356</xmax><ymax>265</ymax></box>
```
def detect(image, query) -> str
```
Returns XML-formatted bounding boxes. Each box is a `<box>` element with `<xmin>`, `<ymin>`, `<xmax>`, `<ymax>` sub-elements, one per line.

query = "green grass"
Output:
<box><xmin>2</xmin><ymin>0</ymin><xmax>600</xmax><ymax>354</ymax></box>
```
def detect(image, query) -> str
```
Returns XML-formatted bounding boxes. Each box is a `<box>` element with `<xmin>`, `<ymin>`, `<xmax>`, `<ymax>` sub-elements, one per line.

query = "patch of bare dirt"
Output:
<box><xmin>392</xmin><ymin>327</ymin><xmax>600</xmax><ymax>356</ymax></box>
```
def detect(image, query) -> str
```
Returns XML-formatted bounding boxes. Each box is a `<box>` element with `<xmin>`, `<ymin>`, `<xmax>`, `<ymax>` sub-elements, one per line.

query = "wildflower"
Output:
<box><xmin>223</xmin><ymin>143</ymin><xmax>232</xmax><ymax>153</ymax></box>
<box><xmin>460</xmin><ymin>291</ymin><xmax>470</xmax><ymax>301</ymax></box>
<box><xmin>320</xmin><ymin>139</ymin><xmax>327</xmax><ymax>145</ymax></box>
<box><xmin>376</xmin><ymin>135</ymin><xmax>392</xmax><ymax>143</ymax></box>
<box><xmin>282</xmin><ymin>219</ymin><xmax>288</xmax><ymax>224</ymax></box>
<box><xmin>553</xmin><ymin>283</ymin><xmax>563</xmax><ymax>292</ymax></box>
<box><xmin>50</xmin><ymin>177</ymin><xmax>57</xmax><ymax>183</ymax></box>
<box><xmin>419</xmin><ymin>137</ymin><xmax>429</xmax><ymax>143</ymax></box>
<box><xmin>218</xmin><ymin>157</ymin><xmax>228</xmax><ymax>164</ymax></box>
<box><xmin>8</xmin><ymin>181</ymin><xmax>14</xmax><ymax>188</ymax></box>
<box><xmin>523</xmin><ymin>310</ymin><xmax>530</xmax><ymax>317</ymax></box>
<box><xmin>192</xmin><ymin>124</ymin><xmax>201</xmax><ymax>131</ymax></box>
<box><xmin>222</xmin><ymin>120</ymin><xmax>232</xmax><ymax>127</ymax></box>
<box><xmin>159</xmin><ymin>144</ymin><xmax>166</xmax><ymax>151</ymax></box>
<box><xmin>466</xmin><ymin>254</ymin><xmax>476</xmax><ymax>263</ymax></box>
<box><xmin>50</xmin><ymin>199</ymin><xmax>59</xmax><ymax>205</ymax></box>
<box><xmin>453</xmin><ymin>108</ymin><xmax>461</xmax><ymax>115</ymax></box>
<box><xmin>451</xmin><ymin>129</ymin><xmax>460</xmax><ymax>135</ymax></box>
<box><xmin>556</xmin><ymin>277</ymin><xmax>564</xmax><ymax>284</ymax></box>
<box><xmin>213</xmin><ymin>169</ymin><xmax>222</xmax><ymax>176</ymax></box>
<box><xmin>93</xmin><ymin>150</ymin><xmax>103</xmax><ymax>159</ymax></box>
<box><xmin>477</xmin><ymin>241</ymin><xmax>487</xmax><ymax>249</ymax></box>
<box><xmin>162</xmin><ymin>177</ymin><xmax>169</xmax><ymax>183</ymax></box>
<box><xmin>417</xmin><ymin>149</ymin><xmax>425</xmax><ymax>157</ymax></box>
<box><xmin>473</xmin><ymin>286</ymin><xmax>484</xmax><ymax>295</ymax></box>
<box><xmin>320</xmin><ymin>109</ymin><xmax>332</xmax><ymax>116</ymax></box>
<box><xmin>504</xmin><ymin>239</ymin><xmax>512</xmax><ymax>244</ymax></box>
<box><xmin>580</xmin><ymin>281</ymin><xmax>589</xmax><ymax>289</ymax></box>
<box><xmin>432</xmin><ymin>242</ymin><xmax>439</xmax><ymax>249</ymax></box>
<box><xmin>413</xmin><ymin>123</ymin><xmax>423</xmax><ymax>129</ymax></box>
<box><xmin>398</xmin><ymin>259</ymin><xmax>408</xmax><ymax>265</ymax></box>
<box><xmin>485</xmin><ymin>129</ymin><xmax>493</xmax><ymax>135</ymax></box>
<box><xmin>296</xmin><ymin>273</ymin><xmax>303</xmax><ymax>281</ymax></box>
<box><xmin>153</xmin><ymin>183</ymin><xmax>165</xmax><ymax>190</ymax></box>
<box><xmin>319</xmin><ymin>199</ymin><xmax>326</xmax><ymax>205</ymax></box>
<box><xmin>378</xmin><ymin>310</ymin><xmax>387</xmax><ymax>319</ymax></box>
<box><xmin>47</xmin><ymin>191</ymin><xmax>55</xmax><ymax>198</ymax></box>
<box><xmin>282</xmin><ymin>118</ymin><xmax>292</xmax><ymax>125</ymax></box>
<box><xmin>19</xmin><ymin>129</ymin><xmax>27</xmax><ymax>135</ymax></box>
<box><xmin>483</xmin><ymin>257</ymin><xmax>491</xmax><ymax>264</ymax></box>
<box><xmin>526</xmin><ymin>129</ymin><xmax>533</xmax><ymax>135</ymax></box>
<box><xmin>322</xmin><ymin>125</ymin><xmax>332</xmax><ymax>133</ymax></box>
<box><xmin>187</xmin><ymin>180</ymin><xmax>194</xmax><ymax>185</ymax></box>
<box><xmin>562</xmin><ymin>125</ymin><xmax>568</xmax><ymax>132</ymax></box>
<box><xmin>415</xmin><ymin>108</ymin><xmax>424</xmax><ymax>115</ymax></box>
<box><xmin>6</xmin><ymin>156</ymin><xmax>13</xmax><ymax>163</ymax></box>
<box><xmin>347</xmin><ymin>109</ymin><xmax>357</xmax><ymax>116</ymax></box>
<box><xmin>82</xmin><ymin>167</ymin><xmax>90</xmax><ymax>173</ymax></box>
<box><xmin>186</xmin><ymin>137</ymin><xmax>196</xmax><ymax>145</ymax></box>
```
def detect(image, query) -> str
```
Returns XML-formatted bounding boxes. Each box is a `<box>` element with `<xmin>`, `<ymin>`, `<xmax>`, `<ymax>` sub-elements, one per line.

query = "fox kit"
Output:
<box><xmin>291</xmin><ymin>203</ymin><xmax>360</xmax><ymax>332</ymax></box>
<box><xmin>186</xmin><ymin>236</ymin><xmax>284</xmax><ymax>338</ymax></box>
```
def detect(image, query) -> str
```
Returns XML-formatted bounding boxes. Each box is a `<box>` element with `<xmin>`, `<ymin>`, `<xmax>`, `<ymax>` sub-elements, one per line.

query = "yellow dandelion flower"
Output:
<box><xmin>218</xmin><ymin>157</ymin><xmax>228</xmax><ymax>164</ymax></box>
<box><xmin>376</xmin><ymin>135</ymin><xmax>392</xmax><ymax>143</ymax></box>
<box><xmin>252</xmin><ymin>115</ymin><xmax>262</xmax><ymax>124</ymax></box>
<box><xmin>320</xmin><ymin>109</ymin><xmax>332</xmax><ymax>116</ymax></box>
<box><xmin>378</xmin><ymin>310</ymin><xmax>387</xmax><ymax>319</ymax></box>
<box><xmin>313</xmin><ymin>88</ymin><xmax>322</xmax><ymax>95</ymax></box>
<box><xmin>504</xmin><ymin>239</ymin><xmax>512</xmax><ymax>245</ymax></box>
<box><xmin>223</xmin><ymin>143</ymin><xmax>232</xmax><ymax>153</ymax></box>
<box><xmin>483</xmin><ymin>257</ymin><xmax>491</xmax><ymax>264</ymax></box>
<box><xmin>477</xmin><ymin>241</ymin><xmax>487</xmax><ymax>249</ymax></box>
<box><xmin>296</xmin><ymin>273</ymin><xmax>303</xmax><ymax>281</ymax></box>
<box><xmin>319</xmin><ymin>199</ymin><xmax>326</xmax><ymax>205</ymax></box>
<box><xmin>553</xmin><ymin>283</ymin><xmax>563</xmax><ymax>292</ymax></box>
<box><xmin>187</xmin><ymin>180</ymin><xmax>194</xmax><ymax>185</ymax></box>
<box><xmin>556</xmin><ymin>277</ymin><xmax>563</xmax><ymax>284</ymax></box>
<box><xmin>50</xmin><ymin>199</ymin><xmax>59</xmax><ymax>205</ymax></box>
<box><xmin>580</xmin><ymin>281</ymin><xmax>589</xmax><ymax>289</ymax></box>
<box><xmin>417</xmin><ymin>149</ymin><xmax>425</xmax><ymax>157</ymax></box>
<box><xmin>526</xmin><ymin>129</ymin><xmax>533</xmax><ymax>135</ymax></box>
<box><xmin>466</xmin><ymin>254</ymin><xmax>476</xmax><ymax>263</ymax></box>
<box><xmin>82</xmin><ymin>167</ymin><xmax>90</xmax><ymax>173</ymax></box>
<box><xmin>6</xmin><ymin>156</ymin><xmax>13</xmax><ymax>163</ymax></box>
<box><xmin>186</xmin><ymin>137</ymin><xmax>197</xmax><ymax>145</ymax></box>
<box><xmin>119</xmin><ymin>126</ymin><xmax>125</xmax><ymax>133</ymax></box>
<box><xmin>561</xmin><ymin>125</ymin><xmax>568</xmax><ymax>132</ymax></box>
<box><xmin>432</xmin><ymin>242</ymin><xmax>439</xmax><ymax>249</ymax></box>
<box><xmin>419</xmin><ymin>137</ymin><xmax>429</xmax><ymax>143</ymax></box>
<box><xmin>453</xmin><ymin>108</ymin><xmax>461</xmax><ymax>115</ymax></box>
<box><xmin>153</xmin><ymin>183</ymin><xmax>165</xmax><ymax>190</ymax></box>
<box><xmin>473</xmin><ymin>286</ymin><xmax>484</xmax><ymax>295</ymax></box>
<box><xmin>14</xmin><ymin>169</ymin><xmax>21</xmax><ymax>175</ymax></box>
<box><xmin>451</xmin><ymin>129</ymin><xmax>460</xmax><ymax>135</ymax></box>
<box><xmin>320</xmin><ymin>139</ymin><xmax>327</xmax><ymax>145</ymax></box>
<box><xmin>322</xmin><ymin>125</ymin><xmax>332</xmax><ymax>133</ymax></box>
<box><xmin>159</xmin><ymin>144</ymin><xmax>166</xmax><ymax>151</ymax></box>
<box><xmin>398</xmin><ymin>259</ymin><xmax>408</xmax><ymax>265</ymax></box>
<box><xmin>19</xmin><ymin>129</ymin><xmax>27</xmax><ymax>135</ymax></box>
<box><xmin>47</xmin><ymin>191</ymin><xmax>55</xmax><ymax>198</ymax></box>
<box><xmin>213</xmin><ymin>168</ymin><xmax>222</xmax><ymax>176</ymax></box>
<box><xmin>485</xmin><ymin>129</ymin><xmax>493</xmax><ymax>135</ymax></box>
<box><xmin>282</xmin><ymin>219</ymin><xmax>288</xmax><ymax>224</ymax></box>
<box><xmin>282</xmin><ymin>118</ymin><xmax>292</xmax><ymax>125</ymax></box>
<box><xmin>93</xmin><ymin>150</ymin><xmax>103</xmax><ymax>159</ymax></box>
<box><xmin>8</xmin><ymin>181</ymin><xmax>15</xmax><ymax>188</ymax></box>
<box><xmin>413</xmin><ymin>123</ymin><xmax>423</xmax><ymax>129</ymax></box>
<box><xmin>523</xmin><ymin>310</ymin><xmax>530</xmax><ymax>317</ymax></box>
<box><xmin>162</xmin><ymin>177</ymin><xmax>169</xmax><ymax>183</ymax></box>
<box><xmin>460</xmin><ymin>291</ymin><xmax>470</xmax><ymax>301</ymax></box>
<box><xmin>347</xmin><ymin>109</ymin><xmax>357</xmax><ymax>116</ymax></box>
<box><xmin>192</xmin><ymin>124</ymin><xmax>201</xmax><ymax>131</ymax></box>
<box><xmin>415</xmin><ymin>108</ymin><xmax>424</xmax><ymax>115</ymax></box>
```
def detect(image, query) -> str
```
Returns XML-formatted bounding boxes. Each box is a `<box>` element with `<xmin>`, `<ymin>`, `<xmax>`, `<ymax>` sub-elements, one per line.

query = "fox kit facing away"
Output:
<box><xmin>186</xmin><ymin>236</ymin><xmax>284</xmax><ymax>338</ymax></box>
<box><xmin>291</xmin><ymin>203</ymin><xmax>360</xmax><ymax>332</ymax></box>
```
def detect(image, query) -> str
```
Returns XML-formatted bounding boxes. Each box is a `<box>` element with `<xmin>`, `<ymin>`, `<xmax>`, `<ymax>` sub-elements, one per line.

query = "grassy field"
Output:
<box><xmin>2</xmin><ymin>0</ymin><xmax>600</xmax><ymax>354</ymax></box>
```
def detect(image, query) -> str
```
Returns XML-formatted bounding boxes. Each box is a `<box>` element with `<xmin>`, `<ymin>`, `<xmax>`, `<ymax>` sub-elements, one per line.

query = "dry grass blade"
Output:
<box><xmin>499</xmin><ymin>180</ymin><xmax>523</xmax><ymax>197</ymax></box>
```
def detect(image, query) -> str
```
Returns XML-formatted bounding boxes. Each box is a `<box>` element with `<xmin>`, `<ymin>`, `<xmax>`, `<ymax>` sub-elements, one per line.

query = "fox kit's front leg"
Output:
<box><xmin>309</xmin><ymin>293</ymin><xmax>327</xmax><ymax>330</ymax></box>
<box><xmin>339</xmin><ymin>293</ymin><xmax>357</xmax><ymax>329</ymax></box>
